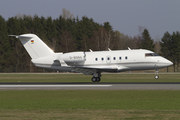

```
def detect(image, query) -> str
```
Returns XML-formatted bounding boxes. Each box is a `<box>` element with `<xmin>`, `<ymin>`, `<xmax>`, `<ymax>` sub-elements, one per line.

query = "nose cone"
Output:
<box><xmin>158</xmin><ymin>57</ymin><xmax>173</xmax><ymax>68</ymax></box>
<box><xmin>167</xmin><ymin>60</ymin><xmax>173</xmax><ymax>66</ymax></box>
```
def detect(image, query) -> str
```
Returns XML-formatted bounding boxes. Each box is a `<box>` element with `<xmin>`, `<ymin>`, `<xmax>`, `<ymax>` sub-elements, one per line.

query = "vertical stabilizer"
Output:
<box><xmin>14</xmin><ymin>34</ymin><xmax>54</xmax><ymax>59</ymax></box>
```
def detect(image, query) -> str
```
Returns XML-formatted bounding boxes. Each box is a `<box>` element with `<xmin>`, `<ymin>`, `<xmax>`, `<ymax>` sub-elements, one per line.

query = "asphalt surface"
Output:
<box><xmin>0</xmin><ymin>82</ymin><xmax>180</xmax><ymax>90</ymax></box>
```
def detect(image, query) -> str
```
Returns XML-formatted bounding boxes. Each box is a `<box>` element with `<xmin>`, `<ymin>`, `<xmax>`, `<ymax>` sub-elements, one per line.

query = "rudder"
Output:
<box><xmin>14</xmin><ymin>34</ymin><xmax>54</xmax><ymax>59</ymax></box>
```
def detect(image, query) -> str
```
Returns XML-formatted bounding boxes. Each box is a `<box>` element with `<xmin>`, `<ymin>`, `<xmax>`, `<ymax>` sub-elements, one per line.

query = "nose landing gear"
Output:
<box><xmin>155</xmin><ymin>75</ymin><xmax>159</xmax><ymax>79</ymax></box>
<box><xmin>155</xmin><ymin>69</ymin><xmax>159</xmax><ymax>79</ymax></box>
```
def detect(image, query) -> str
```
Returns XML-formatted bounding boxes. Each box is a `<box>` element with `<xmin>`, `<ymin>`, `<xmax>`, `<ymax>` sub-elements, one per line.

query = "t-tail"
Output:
<box><xmin>9</xmin><ymin>34</ymin><xmax>54</xmax><ymax>59</ymax></box>
<box><xmin>9</xmin><ymin>34</ymin><xmax>69</xmax><ymax>70</ymax></box>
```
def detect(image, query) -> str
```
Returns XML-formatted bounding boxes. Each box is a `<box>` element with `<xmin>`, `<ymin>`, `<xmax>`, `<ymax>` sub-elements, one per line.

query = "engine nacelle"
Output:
<box><xmin>59</xmin><ymin>52</ymin><xmax>85</xmax><ymax>66</ymax></box>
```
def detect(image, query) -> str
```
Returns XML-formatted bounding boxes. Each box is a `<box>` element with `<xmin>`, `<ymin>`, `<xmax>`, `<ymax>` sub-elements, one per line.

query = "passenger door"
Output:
<box><xmin>106</xmin><ymin>56</ymin><xmax>111</xmax><ymax>63</ymax></box>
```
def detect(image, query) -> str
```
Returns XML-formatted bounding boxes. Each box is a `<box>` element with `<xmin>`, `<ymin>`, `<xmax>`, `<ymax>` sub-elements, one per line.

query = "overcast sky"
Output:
<box><xmin>1</xmin><ymin>0</ymin><xmax>180</xmax><ymax>40</ymax></box>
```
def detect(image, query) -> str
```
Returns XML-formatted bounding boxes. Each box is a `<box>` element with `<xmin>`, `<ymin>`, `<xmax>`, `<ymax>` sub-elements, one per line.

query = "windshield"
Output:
<box><xmin>145</xmin><ymin>53</ymin><xmax>159</xmax><ymax>57</ymax></box>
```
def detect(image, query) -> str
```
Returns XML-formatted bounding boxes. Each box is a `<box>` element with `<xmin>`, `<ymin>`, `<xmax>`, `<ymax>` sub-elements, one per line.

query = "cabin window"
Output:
<box><xmin>101</xmin><ymin>58</ymin><xmax>104</xmax><ymax>61</ymax></box>
<box><xmin>107</xmin><ymin>57</ymin><xmax>110</xmax><ymax>60</ymax></box>
<box><xmin>119</xmin><ymin>57</ymin><xmax>122</xmax><ymax>60</ymax></box>
<box><xmin>95</xmin><ymin>58</ymin><xmax>98</xmax><ymax>61</ymax></box>
<box><xmin>125</xmin><ymin>56</ymin><xmax>128</xmax><ymax>60</ymax></box>
<box><xmin>113</xmin><ymin>57</ymin><xmax>116</xmax><ymax>60</ymax></box>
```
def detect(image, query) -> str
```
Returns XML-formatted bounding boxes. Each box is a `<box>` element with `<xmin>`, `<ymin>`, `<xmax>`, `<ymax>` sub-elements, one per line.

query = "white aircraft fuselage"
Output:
<box><xmin>10</xmin><ymin>34</ymin><xmax>173</xmax><ymax>82</ymax></box>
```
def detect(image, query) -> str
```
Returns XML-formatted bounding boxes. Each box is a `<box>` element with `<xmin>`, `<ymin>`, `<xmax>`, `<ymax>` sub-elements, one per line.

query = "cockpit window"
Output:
<box><xmin>145</xmin><ymin>53</ymin><xmax>159</xmax><ymax>57</ymax></box>
<box><xmin>152</xmin><ymin>53</ymin><xmax>159</xmax><ymax>56</ymax></box>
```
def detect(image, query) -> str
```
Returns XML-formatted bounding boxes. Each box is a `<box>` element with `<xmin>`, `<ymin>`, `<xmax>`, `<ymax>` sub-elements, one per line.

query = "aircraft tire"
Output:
<box><xmin>96</xmin><ymin>77</ymin><xmax>101</xmax><ymax>82</ymax></box>
<box><xmin>155</xmin><ymin>75</ymin><xmax>159</xmax><ymax>79</ymax></box>
<box><xmin>91</xmin><ymin>77</ymin><xmax>97</xmax><ymax>82</ymax></box>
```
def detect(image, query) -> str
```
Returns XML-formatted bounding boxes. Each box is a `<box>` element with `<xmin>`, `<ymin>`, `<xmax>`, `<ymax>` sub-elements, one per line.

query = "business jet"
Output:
<box><xmin>10</xmin><ymin>34</ymin><xmax>173</xmax><ymax>82</ymax></box>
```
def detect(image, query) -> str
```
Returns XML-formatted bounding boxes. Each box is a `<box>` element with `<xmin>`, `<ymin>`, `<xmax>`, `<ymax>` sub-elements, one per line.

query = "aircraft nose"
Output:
<box><xmin>157</xmin><ymin>57</ymin><xmax>173</xmax><ymax>68</ymax></box>
<box><xmin>167</xmin><ymin>60</ymin><xmax>173</xmax><ymax>66</ymax></box>
<box><xmin>162</xmin><ymin>58</ymin><xmax>173</xmax><ymax>66</ymax></box>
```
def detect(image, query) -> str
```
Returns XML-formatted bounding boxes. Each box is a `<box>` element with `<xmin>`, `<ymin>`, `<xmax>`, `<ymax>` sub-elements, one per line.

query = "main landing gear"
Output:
<box><xmin>91</xmin><ymin>72</ymin><xmax>101</xmax><ymax>82</ymax></box>
<box><xmin>91</xmin><ymin>77</ymin><xmax>101</xmax><ymax>82</ymax></box>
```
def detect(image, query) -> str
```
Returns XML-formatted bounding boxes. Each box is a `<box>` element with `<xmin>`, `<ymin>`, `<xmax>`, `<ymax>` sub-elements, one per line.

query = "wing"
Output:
<box><xmin>71</xmin><ymin>65</ymin><xmax>128</xmax><ymax>75</ymax></box>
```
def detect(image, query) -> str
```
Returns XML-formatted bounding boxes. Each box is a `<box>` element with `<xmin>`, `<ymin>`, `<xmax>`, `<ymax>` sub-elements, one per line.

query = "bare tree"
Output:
<box><xmin>154</xmin><ymin>36</ymin><xmax>161</xmax><ymax>54</ymax></box>
<box><xmin>154</xmin><ymin>41</ymin><xmax>161</xmax><ymax>54</ymax></box>
<box><xmin>114</xmin><ymin>30</ymin><xmax>138</xmax><ymax>50</ymax></box>
<box><xmin>61</xmin><ymin>8</ymin><xmax>74</xmax><ymax>20</ymax></box>
<box><xmin>60</xmin><ymin>31</ymin><xmax>75</xmax><ymax>53</ymax></box>
<box><xmin>88</xmin><ymin>27</ymin><xmax>114</xmax><ymax>51</ymax></box>
<box><xmin>16</xmin><ymin>14</ymin><xmax>33</xmax><ymax>19</ymax></box>
<box><xmin>133</xmin><ymin>35</ymin><xmax>142</xmax><ymax>49</ymax></box>
<box><xmin>138</xmin><ymin>26</ymin><xmax>146</xmax><ymax>35</ymax></box>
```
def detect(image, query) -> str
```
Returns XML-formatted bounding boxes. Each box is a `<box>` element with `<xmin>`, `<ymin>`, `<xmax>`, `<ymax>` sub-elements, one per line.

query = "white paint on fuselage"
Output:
<box><xmin>13</xmin><ymin>33</ymin><xmax>173</xmax><ymax>79</ymax></box>
<box><xmin>61</xmin><ymin>49</ymin><xmax>172</xmax><ymax>72</ymax></box>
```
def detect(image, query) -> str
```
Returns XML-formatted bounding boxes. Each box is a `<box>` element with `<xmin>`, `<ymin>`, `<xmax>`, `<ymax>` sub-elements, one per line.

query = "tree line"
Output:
<box><xmin>0</xmin><ymin>11</ymin><xmax>179</xmax><ymax>72</ymax></box>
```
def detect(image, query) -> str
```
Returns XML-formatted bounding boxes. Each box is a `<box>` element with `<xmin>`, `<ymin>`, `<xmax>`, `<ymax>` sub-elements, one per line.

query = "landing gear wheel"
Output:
<box><xmin>155</xmin><ymin>75</ymin><xmax>159</xmax><ymax>79</ymax></box>
<box><xmin>91</xmin><ymin>77</ymin><xmax>97</xmax><ymax>82</ymax></box>
<box><xmin>92</xmin><ymin>72</ymin><xmax>102</xmax><ymax>82</ymax></box>
<box><xmin>154</xmin><ymin>67</ymin><xmax>159</xmax><ymax>79</ymax></box>
<box><xmin>96</xmin><ymin>77</ymin><xmax>101</xmax><ymax>82</ymax></box>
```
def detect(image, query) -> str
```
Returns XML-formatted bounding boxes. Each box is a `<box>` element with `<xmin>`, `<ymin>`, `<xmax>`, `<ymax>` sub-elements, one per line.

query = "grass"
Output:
<box><xmin>1</xmin><ymin>90</ymin><xmax>180</xmax><ymax>110</ymax></box>
<box><xmin>0</xmin><ymin>90</ymin><xmax>180</xmax><ymax>119</ymax></box>
<box><xmin>0</xmin><ymin>73</ymin><xmax>180</xmax><ymax>83</ymax></box>
<box><xmin>0</xmin><ymin>73</ymin><xmax>180</xmax><ymax>119</ymax></box>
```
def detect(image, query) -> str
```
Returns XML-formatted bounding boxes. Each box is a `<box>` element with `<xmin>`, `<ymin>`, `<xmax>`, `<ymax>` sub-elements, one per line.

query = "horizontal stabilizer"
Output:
<box><xmin>9</xmin><ymin>35</ymin><xmax>33</xmax><ymax>39</ymax></box>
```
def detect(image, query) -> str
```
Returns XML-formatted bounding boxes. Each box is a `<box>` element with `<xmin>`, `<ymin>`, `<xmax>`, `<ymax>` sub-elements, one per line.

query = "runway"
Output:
<box><xmin>0</xmin><ymin>82</ymin><xmax>180</xmax><ymax>90</ymax></box>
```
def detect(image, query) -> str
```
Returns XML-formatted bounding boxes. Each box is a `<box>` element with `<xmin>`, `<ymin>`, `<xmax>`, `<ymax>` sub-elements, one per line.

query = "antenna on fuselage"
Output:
<box><xmin>89</xmin><ymin>49</ymin><xmax>93</xmax><ymax>52</ymax></box>
<box><xmin>128</xmin><ymin>47</ymin><xmax>131</xmax><ymax>50</ymax></box>
<box><xmin>108</xmin><ymin>48</ymin><xmax>112</xmax><ymax>51</ymax></box>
